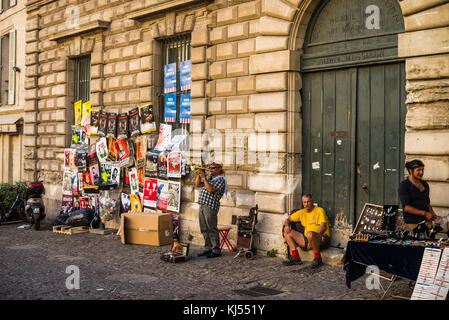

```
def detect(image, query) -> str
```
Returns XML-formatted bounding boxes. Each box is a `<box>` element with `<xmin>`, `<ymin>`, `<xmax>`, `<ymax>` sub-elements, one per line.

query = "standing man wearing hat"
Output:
<box><xmin>398</xmin><ymin>159</ymin><xmax>439</xmax><ymax>232</ymax></box>
<box><xmin>195</xmin><ymin>162</ymin><xmax>227</xmax><ymax>258</ymax></box>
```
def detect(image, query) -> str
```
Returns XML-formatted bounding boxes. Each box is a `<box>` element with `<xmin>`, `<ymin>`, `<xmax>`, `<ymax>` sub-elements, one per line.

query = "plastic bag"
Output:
<box><xmin>57</xmin><ymin>208</ymin><xmax>95</xmax><ymax>227</ymax></box>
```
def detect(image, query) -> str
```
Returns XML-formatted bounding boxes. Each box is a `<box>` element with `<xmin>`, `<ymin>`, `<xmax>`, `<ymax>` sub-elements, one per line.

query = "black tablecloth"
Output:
<box><xmin>344</xmin><ymin>240</ymin><xmax>425</xmax><ymax>288</ymax></box>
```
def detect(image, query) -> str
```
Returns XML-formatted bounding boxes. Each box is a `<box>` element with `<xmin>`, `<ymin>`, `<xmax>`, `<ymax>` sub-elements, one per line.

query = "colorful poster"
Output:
<box><xmin>81</xmin><ymin>100</ymin><xmax>91</xmax><ymax>126</ymax></box>
<box><xmin>62</xmin><ymin>171</ymin><xmax>73</xmax><ymax>195</ymax></box>
<box><xmin>100</xmin><ymin>161</ymin><xmax>120</xmax><ymax>188</ymax></box>
<box><xmin>164</xmin><ymin>62</ymin><xmax>177</xmax><ymax>93</ymax></box>
<box><xmin>130</xmin><ymin>194</ymin><xmax>142</xmax><ymax>212</ymax></box>
<box><xmin>167</xmin><ymin>181</ymin><xmax>181</xmax><ymax>213</ymax></box>
<box><xmin>128</xmin><ymin>107</ymin><xmax>140</xmax><ymax>137</ymax></box>
<box><xmin>129</xmin><ymin>167</ymin><xmax>139</xmax><ymax>195</ymax></box>
<box><xmin>115</xmin><ymin>138</ymin><xmax>131</xmax><ymax>167</ymax></box>
<box><xmin>64</xmin><ymin>149</ymin><xmax>72</xmax><ymax>170</ymax></box>
<box><xmin>95</xmin><ymin>137</ymin><xmax>108</xmax><ymax>163</ymax></box>
<box><xmin>61</xmin><ymin>195</ymin><xmax>74</xmax><ymax>214</ymax></box>
<box><xmin>98</xmin><ymin>110</ymin><xmax>108</xmax><ymax>137</ymax></box>
<box><xmin>180</xmin><ymin>60</ymin><xmax>191</xmax><ymax>91</ymax></box>
<box><xmin>74</xmin><ymin>100</ymin><xmax>82</xmax><ymax>126</ymax></box>
<box><xmin>89</xmin><ymin>162</ymin><xmax>100</xmax><ymax>186</ymax></box>
<box><xmin>143</xmin><ymin>177</ymin><xmax>158</xmax><ymax>208</ymax></box>
<box><xmin>117</xmin><ymin>113</ymin><xmax>129</xmax><ymax>138</ymax></box>
<box><xmin>167</xmin><ymin>151</ymin><xmax>182</xmax><ymax>178</ymax></box>
<box><xmin>107</xmin><ymin>136</ymin><xmax>118</xmax><ymax>161</ymax></box>
<box><xmin>154</xmin><ymin>123</ymin><xmax>172</xmax><ymax>152</ymax></box>
<box><xmin>157</xmin><ymin>152</ymin><xmax>168</xmax><ymax>178</ymax></box>
<box><xmin>164</xmin><ymin>93</ymin><xmax>177</xmax><ymax>123</ymax></box>
<box><xmin>139</xmin><ymin>103</ymin><xmax>156</xmax><ymax>133</ymax></box>
<box><xmin>145</xmin><ymin>151</ymin><xmax>160</xmax><ymax>177</ymax></box>
<box><xmin>157</xmin><ymin>179</ymin><xmax>169</xmax><ymax>211</ymax></box>
<box><xmin>107</xmin><ymin>113</ymin><xmax>117</xmax><ymax>137</ymax></box>
<box><xmin>179</xmin><ymin>93</ymin><xmax>191</xmax><ymax>124</ymax></box>
<box><xmin>90</xmin><ymin>109</ymin><xmax>100</xmax><ymax>135</ymax></box>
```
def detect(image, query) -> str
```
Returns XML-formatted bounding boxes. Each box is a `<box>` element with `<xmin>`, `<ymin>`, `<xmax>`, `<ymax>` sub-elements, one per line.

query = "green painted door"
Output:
<box><xmin>302</xmin><ymin>62</ymin><xmax>406</xmax><ymax>227</ymax></box>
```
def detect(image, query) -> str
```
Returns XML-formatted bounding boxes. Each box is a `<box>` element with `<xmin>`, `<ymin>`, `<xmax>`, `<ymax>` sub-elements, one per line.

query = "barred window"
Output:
<box><xmin>74</xmin><ymin>55</ymin><xmax>91</xmax><ymax>103</ymax></box>
<box><xmin>160</xmin><ymin>34</ymin><xmax>191</xmax><ymax>131</ymax></box>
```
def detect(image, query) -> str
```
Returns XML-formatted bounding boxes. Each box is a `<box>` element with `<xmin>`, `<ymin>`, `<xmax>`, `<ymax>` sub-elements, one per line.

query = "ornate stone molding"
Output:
<box><xmin>49</xmin><ymin>20</ymin><xmax>110</xmax><ymax>42</ymax></box>
<box><xmin>127</xmin><ymin>0</ymin><xmax>212</xmax><ymax>21</ymax></box>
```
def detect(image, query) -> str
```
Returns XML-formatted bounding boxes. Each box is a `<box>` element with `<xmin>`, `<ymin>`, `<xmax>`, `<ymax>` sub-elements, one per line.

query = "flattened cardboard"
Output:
<box><xmin>120</xmin><ymin>212</ymin><xmax>172</xmax><ymax>246</ymax></box>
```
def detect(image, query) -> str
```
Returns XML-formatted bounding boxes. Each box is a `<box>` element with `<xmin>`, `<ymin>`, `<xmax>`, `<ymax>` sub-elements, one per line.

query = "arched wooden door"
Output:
<box><xmin>301</xmin><ymin>0</ymin><xmax>406</xmax><ymax>228</ymax></box>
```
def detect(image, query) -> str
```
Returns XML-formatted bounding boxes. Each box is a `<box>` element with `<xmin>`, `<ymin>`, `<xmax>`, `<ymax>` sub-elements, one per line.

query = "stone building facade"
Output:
<box><xmin>20</xmin><ymin>0</ymin><xmax>449</xmax><ymax>254</ymax></box>
<box><xmin>0</xmin><ymin>0</ymin><xmax>26</xmax><ymax>184</ymax></box>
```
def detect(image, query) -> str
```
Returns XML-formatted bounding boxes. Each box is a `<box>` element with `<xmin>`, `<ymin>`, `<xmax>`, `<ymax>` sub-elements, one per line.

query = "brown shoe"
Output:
<box><xmin>311</xmin><ymin>257</ymin><xmax>323</xmax><ymax>269</ymax></box>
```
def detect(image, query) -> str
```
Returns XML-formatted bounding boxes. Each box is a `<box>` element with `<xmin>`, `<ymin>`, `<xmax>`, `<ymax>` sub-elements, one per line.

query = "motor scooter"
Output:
<box><xmin>25</xmin><ymin>181</ymin><xmax>46</xmax><ymax>230</ymax></box>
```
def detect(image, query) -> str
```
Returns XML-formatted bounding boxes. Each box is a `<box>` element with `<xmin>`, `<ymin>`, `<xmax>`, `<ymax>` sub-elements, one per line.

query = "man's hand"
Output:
<box><xmin>425</xmin><ymin>211</ymin><xmax>437</xmax><ymax>221</ymax></box>
<box><xmin>198</xmin><ymin>170</ymin><xmax>206</xmax><ymax>180</ymax></box>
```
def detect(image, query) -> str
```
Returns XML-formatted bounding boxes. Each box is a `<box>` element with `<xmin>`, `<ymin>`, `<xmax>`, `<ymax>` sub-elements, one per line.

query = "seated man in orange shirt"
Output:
<box><xmin>282</xmin><ymin>194</ymin><xmax>331</xmax><ymax>268</ymax></box>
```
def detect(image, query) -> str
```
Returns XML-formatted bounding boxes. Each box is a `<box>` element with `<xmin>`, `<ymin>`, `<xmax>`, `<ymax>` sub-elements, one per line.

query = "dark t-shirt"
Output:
<box><xmin>398</xmin><ymin>178</ymin><xmax>430</xmax><ymax>224</ymax></box>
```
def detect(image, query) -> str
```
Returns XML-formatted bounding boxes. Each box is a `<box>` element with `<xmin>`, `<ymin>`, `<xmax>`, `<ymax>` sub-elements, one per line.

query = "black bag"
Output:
<box><xmin>57</xmin><ymin>208</ymin><xmax>95</xmax><ymax>227</ymax></box>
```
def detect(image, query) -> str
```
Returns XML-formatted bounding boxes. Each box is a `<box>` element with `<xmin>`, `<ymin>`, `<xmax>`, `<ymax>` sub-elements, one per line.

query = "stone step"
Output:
<box><xmin>298</xmin><ymin>247</ymin><xmax>345</xmax><ymax>267</ymax></box>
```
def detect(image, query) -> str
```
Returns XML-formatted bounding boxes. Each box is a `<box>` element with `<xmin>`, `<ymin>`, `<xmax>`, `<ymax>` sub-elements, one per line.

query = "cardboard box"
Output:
<box><xmin>120</xmin><ymin>212</ymin><xmax>172</xmax><ymax>246</ymax></box>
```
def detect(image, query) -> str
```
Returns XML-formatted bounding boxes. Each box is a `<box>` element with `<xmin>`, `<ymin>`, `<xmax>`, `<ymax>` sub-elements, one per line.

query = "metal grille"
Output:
<box><xmin>74</xmin><ymin>55</ymin><xmax>91</xmax><ymax>103</ymax></box>
<box><xmin>160</xmin><ymin>34</ymin><xmax>191</xmax><ymax>130</ymax></box>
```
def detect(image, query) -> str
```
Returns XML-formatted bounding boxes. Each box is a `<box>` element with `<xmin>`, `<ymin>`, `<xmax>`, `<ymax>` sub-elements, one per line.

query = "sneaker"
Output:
<box><xmin>207</xmin><ymin>252</ymin><xmax>222</xmax><ymax>258</ymax></box>
<box><xmin>311</xmin><ymin>257</ymin><xmax>323</xmax><ymax>269</ymax></box>
<box><xmin>282</xmin><ymin>256</ymin><xmax>303</xmax><ymax>266</ymax></box>
<box><xmin>197</xmin><ymin>250</ymin><xmax>212</xmax><ymax>257</ymax></box>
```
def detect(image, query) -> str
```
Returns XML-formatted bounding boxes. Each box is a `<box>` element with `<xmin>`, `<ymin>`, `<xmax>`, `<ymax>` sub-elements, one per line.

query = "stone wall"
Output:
<box><xmin>22</xmin><ymin>0</ymin><xmax>449</xmax><ymax>256</ymax></box>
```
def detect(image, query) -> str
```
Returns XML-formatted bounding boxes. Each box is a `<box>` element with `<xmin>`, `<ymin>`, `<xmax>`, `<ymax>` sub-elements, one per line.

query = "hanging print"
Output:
<box><xmin>179</xmin><ymin>93</ymin><xmax>191</xmax><ymax>124</ymax></box>
<box><xmin>143</xmin><ymin>177</ymin><xmax>158</xmax><ymax>208</ymax></box>
<box><xmin>164</xmin><ymin>62</ymin><xmax>177</xmax><ymax>93</ymax></box>
<box><xmin>164</xmin><ymin>93</ymin><xmax>177</xmax><ymax>123</ymax></box>
<box><xmin>167</xmin><ymin>151</ymin><xmax>182</xmax><ymax>178</ymax></box>
<box><xmin>180</xmin><ymin>60</ymin><xmax>191</xmax><ymax>91</ymax></box>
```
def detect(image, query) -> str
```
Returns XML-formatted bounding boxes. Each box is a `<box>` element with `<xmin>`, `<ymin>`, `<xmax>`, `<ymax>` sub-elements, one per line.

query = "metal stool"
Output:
<box><xmin>219</xmin><ymin>227</ymin><xmax>235</xmax><ymax>254</ymax></box>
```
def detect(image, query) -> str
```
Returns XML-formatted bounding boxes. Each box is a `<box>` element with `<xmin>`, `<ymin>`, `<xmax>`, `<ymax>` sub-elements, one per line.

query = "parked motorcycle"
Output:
<box><xmin>25</xmin><ymin>181</ymin><xmax>46</xmax><ymax>230</ymax></box>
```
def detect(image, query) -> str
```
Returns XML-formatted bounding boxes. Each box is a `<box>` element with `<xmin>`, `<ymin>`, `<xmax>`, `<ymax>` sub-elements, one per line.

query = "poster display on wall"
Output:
<box><xmin>143</xmin><ymin>177</ymin><xmax>158</xmax><ymax>208</ymax></box>
<box><xmin>164</xmin><ymin>63</ymin><xmax>177</xmax><ymax>93</ymax></box>
<box><xmin>179</xmin><ymin>93</ymin><xmax>191</xmax><ymax>124</ymax></box>
<box><xmin>164</xmin><ymin>93</ymin><xmax>177</xmax><ymax>123</ymax></box>
<box><xmin>180</xmin><ymin>60</ymin><xmax>191</xmax><ymax>91</ymax></box>
<box><xmin>167</xmin><ymin>151</ymin><xmax>182</xmax><ymax>178</ymax></box>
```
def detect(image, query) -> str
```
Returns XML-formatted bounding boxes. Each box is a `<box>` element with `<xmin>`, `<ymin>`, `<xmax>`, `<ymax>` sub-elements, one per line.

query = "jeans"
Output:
<box><xmin>199</xmin><ymin>204</ymin><xmax>220</xmax><ymax>254</ymax></box>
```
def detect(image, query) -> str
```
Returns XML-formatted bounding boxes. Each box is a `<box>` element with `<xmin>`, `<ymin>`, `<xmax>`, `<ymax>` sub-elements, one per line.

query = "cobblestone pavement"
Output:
<box><xmin>0</xmin><ymin>223</ymin><xmax>413</xmax><ymax>301</ymax></box>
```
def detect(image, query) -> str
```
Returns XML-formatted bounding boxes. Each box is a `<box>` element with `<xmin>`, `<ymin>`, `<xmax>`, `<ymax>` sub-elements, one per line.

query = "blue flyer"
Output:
<box><xmin>164</xmin><ymin>93</ymin><xmax>177</xmax><ymax>123</ymax></box>
<box><xmin>179</xmin><ymin>93</ymin><xmax>191</xmax><ymax>124</ymax></box>
<box><xmin>180</xmin><ymin>60</ymin><xmax>191</xmax><ymax>91</ymax></box>
<box><xmin>164</xmin><ymin>63</ymin><xmax>177</xmax><ymax>93</ymax></box>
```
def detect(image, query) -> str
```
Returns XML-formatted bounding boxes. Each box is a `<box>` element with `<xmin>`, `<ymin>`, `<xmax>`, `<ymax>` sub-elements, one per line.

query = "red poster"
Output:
<box><xmin>143</xmin><ymin>178</ymin><xmax>158</xmax><ymax>208</ymax></box>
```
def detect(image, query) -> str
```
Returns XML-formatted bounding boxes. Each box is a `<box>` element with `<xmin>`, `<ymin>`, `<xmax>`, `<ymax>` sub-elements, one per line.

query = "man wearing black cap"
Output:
<box><xmin>398</xmin><ymin>159</ymin><xmax>439</xmax><ymax>232</ymax></box>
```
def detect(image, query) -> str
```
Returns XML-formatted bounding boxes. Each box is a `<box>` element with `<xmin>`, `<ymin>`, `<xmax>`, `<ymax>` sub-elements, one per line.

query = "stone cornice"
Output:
<box><xmin>26</xmin><ymin>0</ymin><xmax>56</xmax><ymax>13</ymax></box>
<box><xmin>49</xmin><ymin>20</ymin><xmax>110</xmax><ymax>42</ymax></box>
<box><xmin>127</xmin><ymin>0</ymin><xmax>212</xmax><ymax>21</ymax></box>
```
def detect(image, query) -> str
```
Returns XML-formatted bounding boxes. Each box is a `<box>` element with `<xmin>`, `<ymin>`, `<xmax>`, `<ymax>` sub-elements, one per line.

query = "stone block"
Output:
<box><xmin>249</xmin><ymin>92</ymin><xmax>288</xmax><ymax>112</ymax></box>
<box><xmin>191</xmin><ymin>63</ymin><xmax>209</xmax><ymax>81</ymax></box>
<box><xmin>227</xmin><ymin>96</ymin><xmax>248</xmax><ymax>113</ymax></box>
<box><xmin>191</xmin><ymin>46</ymin><xmax>206</xmax><ymax>64</ymax></box>
<box><xmin>261</xmin><ymin>0</ymin><xmax>297</xmax><ymax>21</ymax></box>
<box><xmin>400</xmin><ymin>0</ymin><xmax>449</xmax><ymax>16</ymax></box>
<box><xmin>226</xmin><ymin>58</ymin><xmax>249</xmax><ymax>77</ymax></box>
<box><xmin>406</xmin><ymin>54</ymin><xmax>449</xmax><ymax>80</ymax></box>
<box><xmin>191</xmin><ymin>80</ymin><xmax>206</xmax><ymax>98</ymax></box>
<box><xmin>238</xmin><ymin>38</ymin><xmax>256</xmax><ymax>57</ymax></box>
<box><xmin>235</xmin><ymin>190</ymin><xmax>256</xmax><ymax>208</ymax></box>
<box><xmin>209</xmin><ymin>61</ymin><xmax>227</xmax><ymax>79</ymax></box>
<box><xmin>227</xmin><ymin>22</ymin><xmax>249</xmax><ymax>41</ymax></box>
<box><xmin>237</xmin><ymin>75</ymin><xmax>256</xmax><ymax>95</ymax></box>
<box><xmin>256</xmin><ymin>212</ymin><xmax>286</xmax><ymax>235</ymax></box>
<box><xmin>256</xmin><ymin>72</ymin><xmax>288</xmax><ymax>92</ymax></box>
<box><xmin>257</xmin><ymin>16</ymin><xmax>291</xmax><ymax>36</ymax></box>
<box><xmin>225</xmin><ymin>171</ymin><xmax>247</xmax><ymax>188</ymax></box>
<box><xmin>215</xmin><ymin>114</ymin><xmax>237</xmax><ymax>130</ymax></box>
<box><xmin>399</xmin><ymin>27</ymin><xmax>449</xmax><ymax>58</ymax></box>
<box><xmin>249</xmin><ymin>132</ymin><xmax>287</xmax><ymax>153</ymax></box>
<box><xmin>206</xmin><ymin>80</ymin><xmax>216</xmax><ymax>98</ymax></box>
<box><xmin>217</xmin><ymin>6</ymin><xmax>238</xmax><ymax>26</ymax></box>
<box><xmin>248</xmin><ymin>172</ymin><xmax>287</xmax><ymax>193</ymax></box>
<box><xmin>191</xmin><ymin>28</ymin><xmax>209</xmax><ymax>47</ymax></box>
<box><xmin>406</xmin><ymin>103</ymin><xmax>449</xmax><ymax>129</ymax></box>
<box><xmin>236</xmin><ymin>113</ymin><xmax>254</xmax><ymax>129</ymax></box>
<box><xmin>191</xmin><ymin>98</ymin><xmax>208</xmax><ymax>115</ymax></box>
<box><xmin>216</xmin><ymin>78</ymin><xmax>237</xmax><ymax>96</ymax></box>
<box><xmin>249</xmin><ymin>50</ymin><xmax>300</xmax><ymax>74</ymax></box>
<box><xmin>208</xmin><ymin>98</ymin><xmax>226</xmax><ymax>114</ymax></box>
<box><xmin>207</xmin><ymin>11</ymin><xmax>217</xmax><ymax>28</ymax></box>
<box><xmin>429</xmin><ymin>181</ymin><xmax>449</xmax><ymax>207</ymax></box>
<box><xmin>220</xmin><ymin>191</ymin><xmax>236</xmax><ymax>207</ymax></box>
<box><xmin>238</xmin><ymin>0</ymin><xmax>261</xmax><ymax>22</ymax></box>
<box><xmin>137</xmin><ymin>41</ymin><xmax>152</xmax><ymax>56</ymax></box>
<box><xmin>205</xmin><ymin>116</ymin><xmax>216</xmax><ymax>130</ymax></box>
<box><xmin>136</xmin><ymin>71</ymin><xmax>152</xmax><ymax>87</ymax></box>
<box><xmin>210</xmin><ymin>26</ymin><xmax>228</xmax><ymax>44</ymax></box>
<box><xmin>216</xmin><ymin>42</ymin><xmax>237</xmax><ymax>61</ymax></box>
<box><xmin>405</xmin><ymin>3</ymin><xmax>449</xmax><ymax>32</ymax></box>
<box><xmin>255</xmin><ymin>36</ymin><xmax>289</xmax><ymax>53</ymax></box>
<box><xmin>190</xmin><ymin>116</ymin><xmax>205</xmax><ymax>133</ymax></box>
<box><xmin>207</xmin><ymin>46</ymin><xmax>217</xmax><ymax>62</ymax></box>
<box><xmin>254</xmin><ymin>112</ymin><xmax>287</xmax><ymax>132</ymax></box>
<box><xmin>405</xmin><ymin>131</ymin><xmax>449</xmax><ymax>155</ymax></box>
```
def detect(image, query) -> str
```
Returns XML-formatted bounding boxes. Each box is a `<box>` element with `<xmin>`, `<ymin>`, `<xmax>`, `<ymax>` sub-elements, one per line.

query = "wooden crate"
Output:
<box><xmin>52</xmin><ymin>225</ymin><xmax>89</xmax><ymax>235</ymax></box>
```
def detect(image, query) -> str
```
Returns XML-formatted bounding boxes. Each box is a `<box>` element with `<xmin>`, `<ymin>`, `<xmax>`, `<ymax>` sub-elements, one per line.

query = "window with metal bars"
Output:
<box><xmin>160</xmin><ymin>34</ymin><xmax>191</xmax><ymax>131</ymax></box>
<box><xmin>74</xmin><ymin>55</ymin><xmax>91</xmax><ymax>104</ymax></box>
